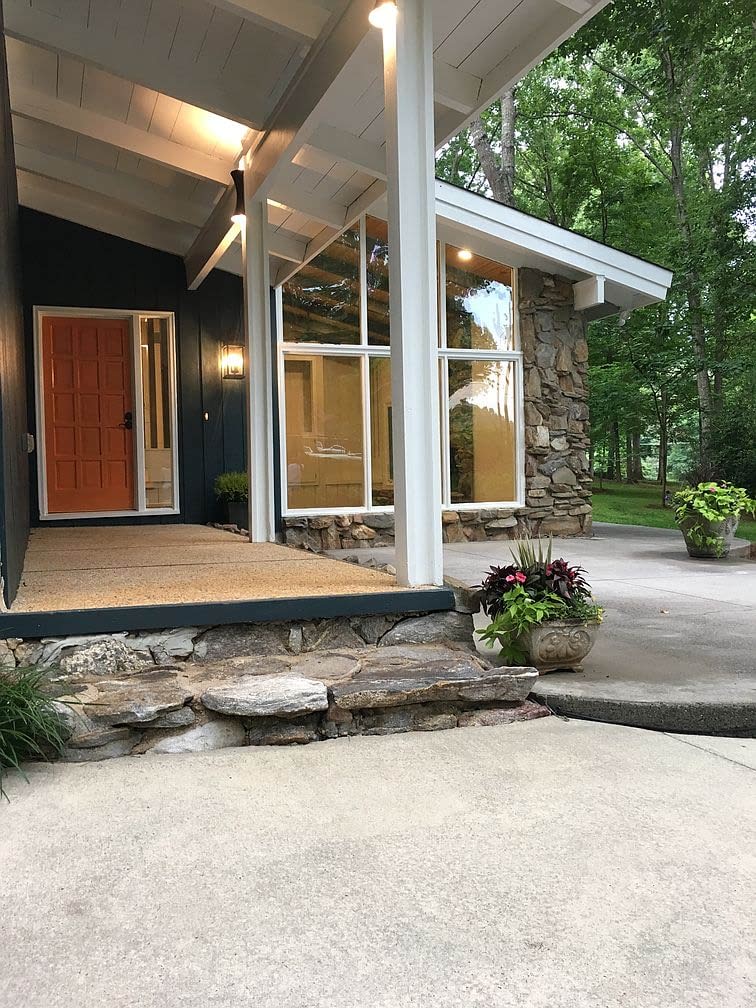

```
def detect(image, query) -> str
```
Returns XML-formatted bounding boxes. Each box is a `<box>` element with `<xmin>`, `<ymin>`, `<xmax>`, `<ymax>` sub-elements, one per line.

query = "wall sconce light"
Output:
<box><xmin>222</xmin><ymin>344</ymin><xmax>245</xmax><ymax>379</ymax></box>
<box><xmin>230</xmin><ymin>169</ymin><xmax>245</xmax><ymax>225</ymax></box>
<box><xmin>369</xmin><ymin>0</ymin><xmax>397</xmax><ymax>29</ymax></box>
<box><xmin>457</xmin><ymin>248</ymin><xmax>473</xmax><ymax>262</ymax></box>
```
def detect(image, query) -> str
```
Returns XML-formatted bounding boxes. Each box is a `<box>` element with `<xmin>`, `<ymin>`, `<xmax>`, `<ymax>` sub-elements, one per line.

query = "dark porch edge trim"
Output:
<box><xmin>0</xmin><ymin>588</ymin><xmax>455</xmax><ymax>639</ymax></box>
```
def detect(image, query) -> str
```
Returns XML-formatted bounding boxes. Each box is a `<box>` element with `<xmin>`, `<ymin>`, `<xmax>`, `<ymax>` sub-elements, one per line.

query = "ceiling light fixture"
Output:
<box><xmin>230</xmin><ymin>169</ymin><xmax>245</xmax><ymax>225</ymax></box>
<box><xmin>457</xmin><ymin>248</ymin><xmax>473</xmax><ymax>262</ymax></box>
<box><xmin>369</xmin><ymin>0</ymin><xmax>397</xmax><ymax>29</ymax></box>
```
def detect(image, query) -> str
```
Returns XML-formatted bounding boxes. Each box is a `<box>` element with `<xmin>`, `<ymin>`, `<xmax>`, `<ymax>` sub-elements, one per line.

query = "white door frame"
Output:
<box><xmin>33</xmin><ymin>306</ymin><xmax>180</xmax><ymax>520</ymax></box>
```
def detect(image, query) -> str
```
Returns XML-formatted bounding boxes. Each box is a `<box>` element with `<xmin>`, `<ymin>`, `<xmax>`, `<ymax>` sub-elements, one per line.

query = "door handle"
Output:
<box><xmin>120</xmin><ymin>411</ymin><xmax>133</xmax><ymax>430</ymax></box>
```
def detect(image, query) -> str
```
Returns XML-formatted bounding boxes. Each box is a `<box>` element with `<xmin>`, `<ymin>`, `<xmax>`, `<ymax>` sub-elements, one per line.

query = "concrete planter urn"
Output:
<box><xmin>518</xmin><ymin>619</ymin><xmax>600</xmax><ymax>674</ymax></box>
<box><xmin>678</xmin><ymin>516</ymin><xmax>738</xmax><ymax>559</ymax></box>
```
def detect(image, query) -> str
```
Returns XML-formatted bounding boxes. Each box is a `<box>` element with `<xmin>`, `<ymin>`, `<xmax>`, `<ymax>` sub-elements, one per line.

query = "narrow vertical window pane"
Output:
<box><xmin>281</xmin><ymin>228</ymin><xmax>361</xmax><ymax>344</ymax></box>
<box><xmin>448</xmin><ymin>358</ymin><xmax>517</xmax><ymax>504</ymax></box>
<box><xmin>446</xmin><ymin>246</ymin><xmax>514</xmax><ymax>351</ymax></box>
<box><xmin>369</xmin><ymin>357</ymin><xmax>393</xmax><ymax>506</ymax></box>
<box><xmin>366</xmin><ymin>216</ymin><xmax>390</xmax><ymax>346</ymax></box>
<box><xmin>284</xmin><ymin>355</ymin><xmax>364</xmax><ymax>509</ymax></box>
<box><xmin>140</xmin><ymin>317</ymin><xmax>174</xmax><ymax>508</ymax></box>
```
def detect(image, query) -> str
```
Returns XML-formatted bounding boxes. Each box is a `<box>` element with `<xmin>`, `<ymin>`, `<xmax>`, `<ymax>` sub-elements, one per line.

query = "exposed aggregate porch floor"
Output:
<box><xmin>11</xmin><ymin>525</ymin><xmax>406</xmax><ymax>613</ymax></box>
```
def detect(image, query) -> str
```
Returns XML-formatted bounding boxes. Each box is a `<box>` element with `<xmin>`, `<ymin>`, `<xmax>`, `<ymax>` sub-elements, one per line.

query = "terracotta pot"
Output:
<box><xmin>518</xmin><ymin>619</ymin><xmax>600</xmax><ymax>674</ymax></box>
<box><xmin>678</xmin><ymin>515</ymin><xmax>739</xmax><ymax>559</ymax></box>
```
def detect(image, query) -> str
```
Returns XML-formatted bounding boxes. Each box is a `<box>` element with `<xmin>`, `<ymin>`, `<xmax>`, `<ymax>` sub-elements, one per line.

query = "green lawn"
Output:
<box><xmin>591</xmin><ymin>480</ymin><xmax>756</xmax><ymax>543</ymax></box>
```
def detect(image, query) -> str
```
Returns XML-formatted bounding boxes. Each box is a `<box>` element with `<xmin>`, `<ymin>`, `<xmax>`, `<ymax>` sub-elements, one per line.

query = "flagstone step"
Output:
<box><xmin>46</xmin><ymin>643</ymin><xmax>547</xmax><ymax>761</ymax></box>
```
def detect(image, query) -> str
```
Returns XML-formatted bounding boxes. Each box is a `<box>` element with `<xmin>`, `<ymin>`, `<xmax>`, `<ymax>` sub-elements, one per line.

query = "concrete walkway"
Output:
<box><xmin>1</xmin><ymin>720</ymin><xmax>754</xmax><ymax>1007</ymax></box>
<box><xmin>335</xmin><ymin>523</ymin><xmax>756</xmax><ymax>735</ymax></box>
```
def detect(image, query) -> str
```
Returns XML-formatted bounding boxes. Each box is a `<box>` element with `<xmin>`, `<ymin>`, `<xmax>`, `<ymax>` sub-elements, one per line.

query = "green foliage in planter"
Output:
<box><xmin>477</xmin><ymin>585</ymin><xmax>603</xmax><ymax>664</ymax></box>
<box><xmin>477</xmin><ymin>538</ymin><xmax>603</xmax><ymax>663</ymax></box>
<box><xmin>674</xmin><ymin>481</ymin><xmax>755</xmax><ymax>557</ymax></box>
<box><xmin>0</xmin><ymin>668</ymin><xmax>67</xmax><ymax>799</ymax></box>
<box><xmin>213</xmin><ymin>471</ymin><xmax>248</xmax><ymax>504</ymax></box>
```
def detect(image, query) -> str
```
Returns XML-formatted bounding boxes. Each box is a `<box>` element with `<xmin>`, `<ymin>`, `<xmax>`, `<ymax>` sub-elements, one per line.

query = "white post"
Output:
<box><xmin>241</xmin><ymin>167</ymin><xmax>276</xmax><ymax>542</ymax></box>
<box><xmin>380</xmin><ymin>0</ymin><xmax>443</xmax><ymax>586</ymax></box>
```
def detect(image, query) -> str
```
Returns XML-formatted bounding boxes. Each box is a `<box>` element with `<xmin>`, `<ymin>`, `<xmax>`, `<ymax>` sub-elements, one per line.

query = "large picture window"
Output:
<box><xmin>278</xmin><ymin>218</ymin><xmax>522</xmax><ymax>515</ymax></box>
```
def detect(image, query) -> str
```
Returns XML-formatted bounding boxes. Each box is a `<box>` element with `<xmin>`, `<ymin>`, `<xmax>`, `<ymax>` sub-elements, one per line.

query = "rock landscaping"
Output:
<box><xmin>45</xmin><ymin>643</ymin><xmax>547</xmax><ymax>761</ymax></box>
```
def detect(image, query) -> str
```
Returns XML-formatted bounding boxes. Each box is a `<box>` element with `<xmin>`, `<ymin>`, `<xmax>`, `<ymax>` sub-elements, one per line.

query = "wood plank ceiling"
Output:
<box><xmin>3</xmin><ymin>0</ymin><xmax>609</xmax><ymax>283</ymax></box>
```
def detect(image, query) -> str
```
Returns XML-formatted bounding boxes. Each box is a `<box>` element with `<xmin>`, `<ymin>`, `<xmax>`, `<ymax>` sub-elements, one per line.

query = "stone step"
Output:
<box><xmin>47</xmin><ymin>643</ymin><xmax>547</xmax><ymax>761</ymax></box>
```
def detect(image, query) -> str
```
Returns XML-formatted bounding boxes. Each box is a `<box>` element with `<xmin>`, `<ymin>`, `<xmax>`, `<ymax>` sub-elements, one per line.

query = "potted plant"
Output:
<box><xmin>673</xmin><ymin>481</ymin><xmax>753</xmax><ymax>559</ymax></box>
<box><xmin>477</xmin><ymin>538</ymin><xmax>603</xmax><ymax>673</ymax></box>
<box><xmin>214</xmin><ymin>471</ymin><xmax>248</xmax><ymax>529</ymax></box>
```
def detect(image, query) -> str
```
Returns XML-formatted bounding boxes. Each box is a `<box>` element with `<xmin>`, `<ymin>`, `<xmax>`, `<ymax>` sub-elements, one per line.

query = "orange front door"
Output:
<box><xmin>42</xmin><ymin>316</ymin><xmax>135</xmax><ymax>514</ymax></box>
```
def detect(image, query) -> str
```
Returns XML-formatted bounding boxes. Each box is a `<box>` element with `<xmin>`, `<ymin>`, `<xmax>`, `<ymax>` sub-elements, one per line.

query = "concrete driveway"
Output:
<box><xmin>2</xmin><ymin>719</ymin><xmax>754</xmax><ymax>1007</ymax></box>
<box><xmin>335</xmin><ymin>523</ymin><xmax>756</xmax><ymax>732</ymax></box>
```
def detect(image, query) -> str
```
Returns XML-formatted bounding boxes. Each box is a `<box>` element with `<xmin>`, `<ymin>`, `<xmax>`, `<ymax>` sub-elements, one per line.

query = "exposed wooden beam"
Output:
<box><xmin>14</xmin><ymin>144</ymin><xmax>213</xmax><ymax>227</ymax></box>
<box><xmin>10</xmin><ymin>88</ymin><xmax>231</xmax><ymax>184</ymax></box>
<box><xmin>16</xmin><ymin>171</ymin><xmax>195</xmax><ymax>256</ymax></box>
<box><xmin>433</xmin><ymin>60</ymin><xmax>482</xmax><ymax>115</ymax></box>
<box><xmin>554</xmin><ymin>0</ymin><xmax>593</xmax><ymax>14</ymax></box>
<box><xmin>211</xmin><ymin>0</ymin><xmax>333</xmax><ymax>42</ymax></box>
<box><xmin>299</xmin><ymin>123</ymin><xmax>386</xmax><ymax>179</ymax></box>
<box><xmin>187</xmin><ymin>0</ymin><xmax>375</xmax><ymax>287</ymax></box>
<box><xmin>242</xmin><ymin>0</ymin><xmax>375</xmax><ymax>199</ymax></box>
<box><xmin>185</xmin><ymin>186</ymin><xmax>309</xmax><ymax>287</ymax></box>
<box><xmin>3</xmin><ymin>0</ymin><xmax>266</xmax><ymax>130</ymax></box>
<box><xmin>269</xmin><ymin>183</ymin><xmax>348</xmax><ymax>228</ymax></box>
<box><xmin>185</xmin><ymin>189</ymin><xmax>242</xmax><ymax>290</ymax></box>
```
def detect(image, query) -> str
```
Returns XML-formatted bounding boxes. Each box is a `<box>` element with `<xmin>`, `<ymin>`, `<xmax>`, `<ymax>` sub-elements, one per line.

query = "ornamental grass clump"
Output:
<box><xmin>477</xmin><ymin>537</ymin><xmax>603</xmax><ymax>665</ymax></box>
<box><xmin>0</xmin><ymin>667</ymin><xmax>67</xmax><ymax>799</ymax></box>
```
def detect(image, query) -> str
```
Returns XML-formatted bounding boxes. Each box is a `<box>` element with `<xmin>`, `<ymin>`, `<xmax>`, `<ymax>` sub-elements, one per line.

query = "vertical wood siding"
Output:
<box><xmin>0</xmin><ymin>14</ymin><xmax>30</xmax><ymax>606</ymax></box>
<box><xmin>18</xmin><ymin>208</ymin><xmax>248</xmax><ymax>529</ymax></box>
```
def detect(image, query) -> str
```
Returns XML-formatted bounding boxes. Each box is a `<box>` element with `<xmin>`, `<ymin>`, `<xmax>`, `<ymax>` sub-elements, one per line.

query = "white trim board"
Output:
<box><xmin>33</xmin><ymin>307</ymin><xmax>180</xmax><ymax>521</ymax></box>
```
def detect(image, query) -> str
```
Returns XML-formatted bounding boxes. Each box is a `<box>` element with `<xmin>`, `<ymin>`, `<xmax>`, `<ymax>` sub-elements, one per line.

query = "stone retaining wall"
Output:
<box><xmin>0</xmin><ymin>604</ymin><xmax>477</xmax><ymax>672</ymax></box>
<box><xmin>283</xmin><ymin>266</ymin><xmax>592</xmax><ymax>552</ymax></box>
<box><xmin>48</xmin><ymin>642</ymin><xmax>548</xmax><ymax>761</ymax></box>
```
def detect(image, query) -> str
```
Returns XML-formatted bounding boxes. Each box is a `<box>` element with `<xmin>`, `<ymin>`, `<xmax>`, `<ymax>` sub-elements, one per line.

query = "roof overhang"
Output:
<box><xmin>432</xmin><ymin>181</ymin><xmax>673</xmax><ymax>317</ymax></box>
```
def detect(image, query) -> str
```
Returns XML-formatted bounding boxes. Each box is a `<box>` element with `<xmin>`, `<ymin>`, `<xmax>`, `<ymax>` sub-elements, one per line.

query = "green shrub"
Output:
<box><xmin>213</xmin><ymin>471</ymin><xmax>248</xmax><ymax>503</ymax></box>
<box><xmin>0</xmin><ymin>668</ymin><xmax>68</xmax><ymax>799</ymax></box>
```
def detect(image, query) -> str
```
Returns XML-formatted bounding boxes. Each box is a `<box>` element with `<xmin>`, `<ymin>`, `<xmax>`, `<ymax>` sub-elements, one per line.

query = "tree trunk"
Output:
<box><xmin>469</xmin><ymin>90</ymin><xmax>516</xmax><ymax>207</ymax></box>
<box><xmin>625</xmin><ymin>429</ymin><xmax>633</xmax><ymax>483</ymax></box>
<box><xmin>611</xmin><ymin>420</ymin><xmax>622</xmax><ymax>483</ymax></box>
<box><xmin>661</xmin><ymin>46</ymin><xmax>712</xmax><ymax>458</ymax></box>
<box><xmin>631</xmin><ymin>429</ymin><xmax>643</xmax><ymax>481</ymax></box>
<box><xmin>658</xmin><ymin>391</ymin><xmax>669</xmax><ymax>506</ymax></box>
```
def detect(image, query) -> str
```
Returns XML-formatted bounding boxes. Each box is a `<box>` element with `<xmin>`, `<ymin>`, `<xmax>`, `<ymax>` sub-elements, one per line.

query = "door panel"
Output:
<box><xmin>42</xmin><ymin>316</ymin><xmax>135</xmax><ymax>513</ymax></box>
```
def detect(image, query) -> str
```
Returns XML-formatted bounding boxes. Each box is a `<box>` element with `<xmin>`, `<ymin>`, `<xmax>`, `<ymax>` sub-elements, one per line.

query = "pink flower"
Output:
<box><xmin>515</xmin><ymin>571</ymin><xmax>527</xmax><ymax>584</ymax></box>
<box><xmin>505</xmin><ymin>575</ymin><xmax>515</xmax><ymax>583</ymax></box>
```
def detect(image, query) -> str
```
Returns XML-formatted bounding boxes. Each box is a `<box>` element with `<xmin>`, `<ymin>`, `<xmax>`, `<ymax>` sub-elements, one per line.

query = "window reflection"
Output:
<box><xmin>369</xmin><ymin>357</ymin><xmax>393</xmax><ymax>505</ymax></box>
<box><xmin>282</xmin><ymin>228</ymin><xmax>361</xmax><ymax>345</ymax></box>
<box><xmin>140</xmin><ymin>317</ymin><xmax>174</xmax><ymax>508</ymax></box>
<box><xmin>284</xmin><ymin>355</ymin><xmax>364</xmax><ymax>509</ymax></box>
<box><xmin>366</xmin><ymin>216</ymin><xmax>390</xmax><ymax>346</ymax></box>
<box><xmin>448</xmin><ymin>358</ymin><xmax>517</xmax><ymax>503</ymax></box>
<box><xmin>446</xmin><ymin>246</ymin><xmax>514</xmax><ymax>351</ymax></box>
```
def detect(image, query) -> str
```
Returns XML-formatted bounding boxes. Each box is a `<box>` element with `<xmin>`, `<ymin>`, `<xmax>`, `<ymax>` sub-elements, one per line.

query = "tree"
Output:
<box><xmin>435</xmin><ymin>0</ymin><xmax>755</xmax><ymax>483</ymax></box>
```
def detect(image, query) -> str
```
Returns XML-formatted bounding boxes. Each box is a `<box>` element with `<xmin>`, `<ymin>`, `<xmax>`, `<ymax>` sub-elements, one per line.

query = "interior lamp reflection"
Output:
<box><xmin>222</xmin><ymin>344</ymin><xmax>245</xmax><ymax>379</ymax></box>
<box><xmin>369</xmin><ymin>1</ymin><xmax>397</xmax><ymax>29</ymax></box>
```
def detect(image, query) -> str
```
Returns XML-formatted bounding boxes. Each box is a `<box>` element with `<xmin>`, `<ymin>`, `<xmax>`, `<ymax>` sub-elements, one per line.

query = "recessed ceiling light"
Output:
<box><xmin>369</xmin><ymin>1</ymin><xmax>397</xmax><ymax>30</ymax></box>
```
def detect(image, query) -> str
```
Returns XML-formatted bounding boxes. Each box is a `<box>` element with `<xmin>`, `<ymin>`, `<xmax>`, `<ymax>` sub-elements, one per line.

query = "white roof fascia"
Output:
<box><xmin>434</xmin><ymin>181</ymin><xmax>673</xmax><ymax>312</ymax></box>
<box><xmin>272</xmin><ymin>180</ymin><xmax>673</xmax><ymax>315</ymax></box>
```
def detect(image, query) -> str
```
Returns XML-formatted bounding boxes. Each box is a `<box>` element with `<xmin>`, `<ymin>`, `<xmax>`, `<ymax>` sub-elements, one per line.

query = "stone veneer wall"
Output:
<box><xmin>284</xmin><ymin>266</ymin><xmax>591</xmax><ymax>552</ymax></box>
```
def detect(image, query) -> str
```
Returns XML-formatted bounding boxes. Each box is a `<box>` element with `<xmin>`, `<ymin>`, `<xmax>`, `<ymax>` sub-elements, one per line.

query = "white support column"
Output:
<box><xmin>380</xmin><ymin>0</ymin><xmax>443</xmax><ymax>587</ymax></box>
<box><xmin>242</xmin><ymin>167</ymin><xmax>276</xmax><ymax>542</ymax></box>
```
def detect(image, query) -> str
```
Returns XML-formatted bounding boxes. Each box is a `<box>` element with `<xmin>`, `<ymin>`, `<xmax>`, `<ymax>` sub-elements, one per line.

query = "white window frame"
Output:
<box><xmin>276</xmin><ymin>219</ymin><xmax>525</xmax><ymax>518</ymax></box>
<box><xmin>33</xmin><ymin>306</ymin><xmax>180</xmax><ymax>520</ymax></box>
<box><xmin>438</xmin><ymin>246</ymin><xmax>525</xmax><ymax>511</ymax></box>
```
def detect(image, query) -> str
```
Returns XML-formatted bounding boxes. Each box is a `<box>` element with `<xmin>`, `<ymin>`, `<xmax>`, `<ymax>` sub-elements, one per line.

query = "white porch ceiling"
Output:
<box><xmin>4</xmin><ymin>0</ymin><xmax>611</xmax><ymax>284</ymax></box>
